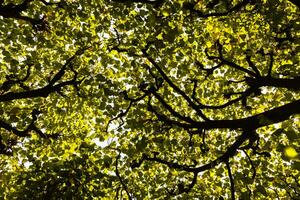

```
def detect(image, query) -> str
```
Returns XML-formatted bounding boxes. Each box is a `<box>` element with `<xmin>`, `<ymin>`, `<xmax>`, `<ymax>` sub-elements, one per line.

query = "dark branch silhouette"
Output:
<box><xmin>115</xmin><ymin>154</ymin><xmax>133</xmax><ymax>200</ymax></box>
<box><xmin>0</xmin><ymin>0</ymin><xmax>65</xmax><ymax>31</ymax></box>
<box><xmin>226</xmin><ymin>160</ymin><xmax>235</xmax><ymax>200</ymax></box>
<box><xmin>108</xmin><ymin>39</ymin><xmax>300</xmax><ymax>195</ymax></box>
<box><xmin>0</xmin><ymin>48</ymin><xmax>89</xmax><ymax>154</ymax></box>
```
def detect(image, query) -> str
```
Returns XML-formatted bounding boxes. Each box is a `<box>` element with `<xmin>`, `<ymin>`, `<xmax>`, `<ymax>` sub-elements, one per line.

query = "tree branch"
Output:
<box><xmin>148</xmin><ymin>98</ymin><xmax>300</xmax><ymax>130</ymax></box>
<box><xmin>204</xmin><ymin>43</ymin><xmax>258</xmax><ymax>77</ymax></box>
<box><xmin>151</xmin><ymin>90</ymin><xmax>199</xmax><ymax>124</ymax></box>
<box><xmin>0</xmin><ymin>48</ymin><xmax>87</xmax><ymax>102</ymax></box>
<box><xmin>248</xmin><ymin>76</ymin><xmax>300</xmax><ymax>90</ymax></box>
<box><xmin>225</xmin><ymin>160</ymin><xmax>235</xmax><ymax>200</ymax></box>
<box><xmin>167</xmin><ymin>172</ymin><xmax>198</xmax><ymax>195</ymax></box>
<box><xmin>0</xmin><ymin>0</ymin><xmax>65</xmax><ymax>31</ymax></box>
<box><xmin>142</xmin><ymin>50</ymin><xmax>210</xmax><ymax>121</ymax></box>
<box><xmin>0</xmin><ymin>109</ymin><xmax>46</xmax><ymax>138</ymax></box>
<box><xmin>115</xmin><ymin>154</ymin><xmax>132</xmax><ymax>200</ymax></box>
<box><xmin>242</xmin><ymin>150</ymin><xmax>256</xmax><ymax>180</ymax></box>
<box><xmin>134</xmin><ymin>131</ymin><xmax>249</xmax><ymax>174</ymax></box>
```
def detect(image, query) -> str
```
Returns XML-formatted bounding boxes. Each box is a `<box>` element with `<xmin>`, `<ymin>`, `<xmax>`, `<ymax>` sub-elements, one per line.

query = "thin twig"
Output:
<box><xmin>115</xmin><ymin>154</ymin><xmax>132</xmax><ymax>200</ymax></box>
<box><xmin>225</xmin><ymin>160</ymin><xmax>235</xmax><ymax>200</ymax></box>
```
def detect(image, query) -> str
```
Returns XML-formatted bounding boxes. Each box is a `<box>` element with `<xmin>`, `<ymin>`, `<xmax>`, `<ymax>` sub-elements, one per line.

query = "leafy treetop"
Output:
<box><xmin>0</xmin><ymin>0</ymin><xmax>299</xmax><ymax>199</ymax></box>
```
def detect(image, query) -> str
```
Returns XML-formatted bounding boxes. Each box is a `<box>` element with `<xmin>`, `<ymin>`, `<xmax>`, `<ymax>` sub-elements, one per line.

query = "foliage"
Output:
<box><xmin>0</xmin><ymin>0</ymin><xmax>300</xmax><ymax>199</ymax></box>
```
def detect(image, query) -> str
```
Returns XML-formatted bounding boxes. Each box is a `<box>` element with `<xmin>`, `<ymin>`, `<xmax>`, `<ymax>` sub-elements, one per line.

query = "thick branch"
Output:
<box><xmin>0</xmin><ymin>79</ymin><xmax>81</xmax><ymax>102</ymax></box>
<box><xmin>251</xmin><ymin>76</ymin><xmax>300</xmax><ymax>90</ymax></box>
<box><xmin>0</xmin><ymin>0</ymin><xmax>64</xmax><ymax>30</ymax></box>
<box><xmin>149</xmin><ymin>99</ymin><xmax>300</xmax><ymax>130</ymax></box>
<box><xmin>0</xmin><ymin>49</ymin><xmax>86</xmax><ymax>102</ymax></box>
<box><xmin>0</xmin><ymin>0</ymin><xmax>33</xmax><ymax>15</ymax></box>
<box><xmin>0</xmin><ymin>0</ymin><xmax>47</xmax><ymax>30</ymax></box>
<box><xmin>0</xmin><ymin>119</ymin><xmax>30</xmax><ymax>137</ymax></box>
<box><xmin>202</xmin><ymin>75</ymin><xmax>300</xmax><ymax>109</ymax></box>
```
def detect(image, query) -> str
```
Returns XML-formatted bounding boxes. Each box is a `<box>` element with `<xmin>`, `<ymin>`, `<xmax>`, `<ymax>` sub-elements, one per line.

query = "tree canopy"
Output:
<box><xmin>0</xmin><ymin>0</ymin><xmax>299</xmax><ymax>199</ymax></box>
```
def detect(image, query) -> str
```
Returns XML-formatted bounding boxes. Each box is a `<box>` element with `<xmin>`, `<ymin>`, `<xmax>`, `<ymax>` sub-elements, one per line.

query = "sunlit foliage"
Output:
<box><xmin>0</xmin><ymin>0</ymin><xmax>299</xmax><ymax>199</ymax></box>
